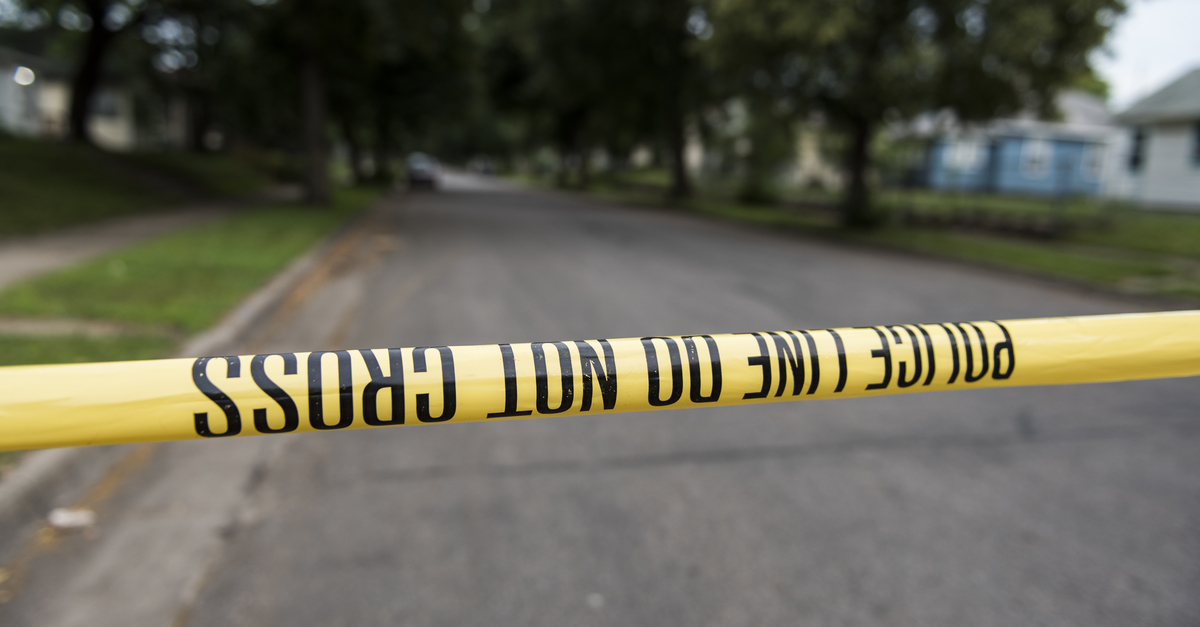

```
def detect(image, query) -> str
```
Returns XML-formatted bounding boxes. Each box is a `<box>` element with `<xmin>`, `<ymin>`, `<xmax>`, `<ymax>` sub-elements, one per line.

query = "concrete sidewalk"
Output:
<box><xmin>0</xmin><ymin>208</ymin><xmax>228</xmax><ymax>294</ymax></box>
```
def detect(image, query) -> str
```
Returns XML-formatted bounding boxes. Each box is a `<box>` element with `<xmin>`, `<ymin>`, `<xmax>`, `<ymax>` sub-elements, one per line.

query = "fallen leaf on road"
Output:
<box><xmin>47</xmin><ymin>507</ymin><xmax>96</xmax><ymax>529</ymax></box>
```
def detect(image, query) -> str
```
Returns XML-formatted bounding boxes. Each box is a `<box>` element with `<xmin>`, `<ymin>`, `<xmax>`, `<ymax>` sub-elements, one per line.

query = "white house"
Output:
<box><xmin>0</xmin><ymin>45</ymin><xmax>137</xmax><ymax>151</ymax></box>
<box><xmin>0</xmin><ymin>46</ymin><xmax>45</xmax><ymax>137</ymax></box>
<box><xmin>1108</xmin><ymin>67</ymin><xmax>1200</xmax><ymax>210</ymax></box>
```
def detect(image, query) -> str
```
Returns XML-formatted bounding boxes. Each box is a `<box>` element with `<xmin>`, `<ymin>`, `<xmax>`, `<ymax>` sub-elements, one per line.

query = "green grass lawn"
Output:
<box><xmin>521</xmin><ymin>168</ymin><xmax>1200</xmax><ymax>299</ymax></box>
<box><xmin>0</xmin><ymin>187</ymin><xmax>380</xmax><ymax>366</ymax></box>
<box><xmin>0</xmin><ymin>335</ymin><xmax>176</xmax><ymax>367</ymax></box>
<box><xmin>1069</xmin><ymin>209</ymin><xmax>1200</xmax><ymax>259</ymax></box>
<box><xmin>0</xmin><ymin>134</ymin><xmax>179</xmax><ymax>236</ymax></box>
<box><xmin>873</xmin><ymin>188</ymin><xmax>1104</xmax><ymax>219</ymax></box>
<box><xmin>856</xmin><ymin>229</ymin><xmax>1171</xmax><ymax>285</ymax></box>
<box><xmin>0</xmin><ymin>134</ymin><xmax>278</xmax><ymax>237</ymax></box>
<box><xmin>122</xmin><ymin>150</ymin><xmax>276</xmax><ymax>197</ymax></box>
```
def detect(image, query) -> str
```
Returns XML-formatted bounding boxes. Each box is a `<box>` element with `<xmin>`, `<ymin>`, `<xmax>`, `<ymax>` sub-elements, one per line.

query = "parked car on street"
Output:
<box><xmin>407</xmin><ymin>152</ymin><xmax>440</xmax><ymax>189</ymax></box>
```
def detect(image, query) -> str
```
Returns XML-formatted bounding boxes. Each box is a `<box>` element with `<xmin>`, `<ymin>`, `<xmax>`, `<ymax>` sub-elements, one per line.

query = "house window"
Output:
<box><xmin>1128</xmin><ymin>127</ymin><xmax>1145</xmax><ymax>172</ymax></box>
<box><xmin>1082</xmin><ymin>144</ymin><xmax>1104</xmax><ymax>181</ymax></box>
<box><xmin>946</xmin><ymin>139</ymin><xmax>983</xmax><ymax>171</ymax></box>
<box><xmin>1021</xmin><ymin>138</ymin><xmax>1051</xmax><ymax>178</ymax></box>
<box><xmin>1192</xmin><ymin>122</ymin><xmax>1200</xmax><ymax>167</ymax></box>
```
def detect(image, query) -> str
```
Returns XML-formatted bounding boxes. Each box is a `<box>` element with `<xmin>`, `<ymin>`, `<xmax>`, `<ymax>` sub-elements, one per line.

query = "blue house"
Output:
<box><xmin>920</xmin><ymin>91</ymin><xmax>1115</xmax><ymax>198</ymax></box>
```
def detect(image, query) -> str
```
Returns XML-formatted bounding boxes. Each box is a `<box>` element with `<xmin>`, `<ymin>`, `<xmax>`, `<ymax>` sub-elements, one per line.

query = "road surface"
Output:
<box><xmin>3</xmin><ymin>174</ymin><xmax>1197</xmax><ymax>626</ymax></box>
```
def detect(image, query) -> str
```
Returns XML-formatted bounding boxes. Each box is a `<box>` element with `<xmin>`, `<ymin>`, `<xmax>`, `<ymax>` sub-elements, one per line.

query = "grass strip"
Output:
<box><xmin>587</xmin><ymin>168</ymin><xmax>1200</xmax><ymax>260</ymax></box>
<box><xmin>122</xmin><ymin>151</ymin><xmax>276</xmax><ymax>197</ymax></box>
<box><xmin>0</xmin><ymin>335</ymin><xmax>176</xmax><ymax>367</ymax></box>
<box><xmin>856</xmin><ymin>229</ymin><xmax>1170</xmax><ymax>285</ymax></box>
<box><xmin>0</xmin><ymin>135</ymin><xmax>178</xmax><ymax>236</ymax></box>
<box><xmin>693</xmin><ymin>197</ymin><xmax>1172</xmax><ymax>286</ymax></box>
<box><xmin>542</xmin><ymin>174</ymin><xmax>1190</xmax><ymax>296</ymax></box>
<box><xmin>0</xmin><ymin>187</ymin><xmax>380</xmax><ymax>363</ymax></box>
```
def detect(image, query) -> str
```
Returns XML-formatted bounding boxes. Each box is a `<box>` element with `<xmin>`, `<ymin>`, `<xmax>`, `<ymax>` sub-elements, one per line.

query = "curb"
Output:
<box><xmin>0</xmin><ymin>192</ymin><xmax>390</xmax><ymax>562</ymax></box>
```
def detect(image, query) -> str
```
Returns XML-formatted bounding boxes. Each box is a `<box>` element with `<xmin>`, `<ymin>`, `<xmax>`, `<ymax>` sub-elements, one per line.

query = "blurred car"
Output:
<box><xmin>467</xmin><ymin>156</ymin><xmax>498</xmax><ymax>175</ymax></box>
<box><xmin>407</xmin><ymin>152</ymin><xmax>440</xmax><ymax>189</ymax></box>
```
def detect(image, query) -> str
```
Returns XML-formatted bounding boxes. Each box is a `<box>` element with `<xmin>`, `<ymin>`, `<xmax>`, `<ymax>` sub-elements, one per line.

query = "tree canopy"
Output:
<box><xmin>1</xmin><ymin>0</ymin><xmax>1124</xmax><ymax>220</ymax></box>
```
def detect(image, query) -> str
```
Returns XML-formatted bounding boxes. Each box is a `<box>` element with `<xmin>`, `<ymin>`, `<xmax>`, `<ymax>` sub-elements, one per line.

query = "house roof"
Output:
<box><xmin>1116</xmin><ymin>67</ymin><xmax>1200</xmax><ymax>124</ymax></box>
<box><xmin>1057</xmin><ymin>90</ymin><xmax>1114</xmax><ymax>126</ymax></box>
<box><xmin>899</xmin><ymin>90</ymin><xmax>1115</xmax><ymax>142</ymax></box>
<box><xmin>987</xmin><ymin>118</ymin><xmax>1112</xmax><ymax>142</ymax></box>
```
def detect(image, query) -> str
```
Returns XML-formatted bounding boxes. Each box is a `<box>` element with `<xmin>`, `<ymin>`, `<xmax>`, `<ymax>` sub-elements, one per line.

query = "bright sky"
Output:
<box><xmin>1093</xmin><ymin>0</ymin><xmax>1200</xmax><ymax>112</ymax></box>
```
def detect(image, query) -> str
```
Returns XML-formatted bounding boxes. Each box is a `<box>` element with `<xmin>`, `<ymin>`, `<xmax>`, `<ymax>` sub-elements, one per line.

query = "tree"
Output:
<box><xmin>708</xmin><ymin>0</ymin><xmax>1125</xmax><ymax>227</ymax></box>
<box><xmin>481</xmin><ymin>0</ymin><xmax>709</xmax><ymax>196</ymax></box>
<box><xmin>8</xmin><ymin>0</ymin><xmax>163</xmax><ymax>145</ymax></box>
<box><xmin>0</xmin><ymin>0</ymin><xmax>263</xmax><ymax>150</ymax></box>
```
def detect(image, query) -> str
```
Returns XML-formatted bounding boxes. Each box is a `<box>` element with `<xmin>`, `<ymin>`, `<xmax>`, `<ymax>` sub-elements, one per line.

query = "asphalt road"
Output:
<box><xmin>4</xmin><ymin>174</ymin><xmax>1198</xmax><ymax>626</ymax></box>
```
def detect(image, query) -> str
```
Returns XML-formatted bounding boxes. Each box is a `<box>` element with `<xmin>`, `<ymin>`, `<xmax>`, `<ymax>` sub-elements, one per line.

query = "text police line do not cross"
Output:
<box><xmin>3</xmin><ymin>311</ymin><xmax>1195</xmax><ymax>451</ymax></box>
<box><xmin>190</xmin><ymin>322</ymin><xmax>1015</xmax><ymax>438</ymax></box>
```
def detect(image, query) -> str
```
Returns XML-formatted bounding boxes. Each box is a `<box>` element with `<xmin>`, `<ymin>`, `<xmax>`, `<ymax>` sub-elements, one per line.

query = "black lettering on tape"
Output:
<box><xmin>250</xmin><ymin>353</ymin><xmax>300</xmax><ymax>434</ymax></box>
<box><xmin>936</xmin><ymin>323</ymin><xmax>961</xmax><ymax>384</ymax></box>
<box><xmin>532</xmin><ymin>342</ymin><xmax>573</xmax><ymax>414</ymax></box>
<box><xmin>308</xmin><ymin>350</ymin><xmax>353</xmax><ymax>430</ymax></box>
<box><xmin>955</xmin><ymin>322</ymin><xmax>990</xmax><ymax>383</ymax></box>
<box><xmin>642</xmin><ymin>337</ymin><xmax>684</xmax><ymax>406</ymax></box>
<box><xmin>889</xmin><ymin>325</ymin><xmax>923</xmax><ymax>389</ymax></box>
<box><xmin>360</xmin><ymin>348</ymin><xmax>405</xmax><ymax>425</ymax></box>
<box><xmin>575</xmin><ymin>340</ymin><xmax>617</xmax><ymax>411</ymax></box>
<box><xmin>740</xmin><ymin>332</ymin><xmax>772</xmax><ymax>400</ymax></box>
<box><xmin>796</xmin><ymin>330</ymin><xmax>821</xmax><ymax>394</ymax></box>
<box><xmin>488</xmin><ymin>343</ymin><xmax>532</xmax><ymax>418</ymax></box>
<box><xmin>413</xmin><ymin>346</ymin><xmax>457</xmax><ymax>422</ymax></box>
<box><xmin>766</xmin><ymin>332</ymin><xmax>804</xmax><ymax>397</ymax></box>
<box><xmin>683</xmin><ymin>335</ymin><xmax>722</xmax><ymax>403</ymax></box>
<box><xmin>192</xmin><ymin>356</ymin><xmax>242</xmax><ymax>438</ymax></box>
<box><xmin>864</xmin><ymin>327</ymin><xmax>893</xmax><ymax>390</ymax></box>
<box><xmin>915</xmin><ymin>325</ymin><xmax>937</xmax><ymax>385</ymax></box>
<box><xmin>991</xmin><ymin>321</ymin><xmax>1016</xmax><ymax>380</ymax></box>
<box><xmin>827</xmin><ymin>329</ymin><xmax>848</xmax><ymax>393</ymax></box>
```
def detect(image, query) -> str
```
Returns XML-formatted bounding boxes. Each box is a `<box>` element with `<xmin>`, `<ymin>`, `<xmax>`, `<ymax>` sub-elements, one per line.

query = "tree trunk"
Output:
<box><xmin>341</xmin><ymin>118</ymin><xmax>366</xmax><ymax>185</ymax></box>
<box><xmin>842</xmin><ymin>117</ymin><xmax>875</xmax><ymax>229</ymax></box>
<box><xmin>373</xmin><ymin>110</ymin><xmax>393</xmax><ymax>184</ymax></box>
<box><xmin>578</xmin><ymin>146</ymin><xmax>591</xmax><ymax>189</ymax></box>
<box><xmin>666</xmin><ymin>113</ymin><xmax>690</xmax><ymax>199</ymax></box>
<box><xmin>68</xmin><ymin>1</ymin><xmax>118</xmax><ymax>145</ymax></box>
<box><xmin>301</xmin><ymin>56</ymin><xmax>331</xmax><ymax>205</ymax></box>
<box><xmin>188</xmin><ymin>96</ymin><xmax>210</xmax><ymax>152</ymax></box>
<box><xmin>556</xmin><ymin>151</ymin><xmax>570</xmax><ymax>188</ymax></box>
<box><xmin>659</xmin><ymin>0</ymin><xmax>691</xmax><ymax>200</ymax></box>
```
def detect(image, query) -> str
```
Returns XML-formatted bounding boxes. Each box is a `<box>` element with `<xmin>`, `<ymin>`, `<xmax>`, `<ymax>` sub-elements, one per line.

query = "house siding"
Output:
<box><xmin>927</xmin><ymin>141</ymin><xmax>990</xmax><ymax>190</ymax></box>
<box><xmin>991</xmin><ymin>137</ymin><xmax>1102</xmax><ymax>196</ymax></box>
<box><xmin>926</xmin><ymin>136</ymin><xmax>1103</xmax><ymax>197</ymax></box>
<box><xmin>1138</xmin><ymin>122</ymin><xmax>1200</xmax><ymax>208</ymax></box>
<box><xmin>0</xmin><ymin>63</ymin><xmax>40</xmax><ymax>136</ymax></box>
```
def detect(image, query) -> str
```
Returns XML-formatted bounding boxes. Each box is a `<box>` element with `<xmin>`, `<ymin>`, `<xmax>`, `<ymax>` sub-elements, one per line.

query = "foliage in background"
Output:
<box><xmin>705</xmin><ymin>0</ymin><xmax>1126</xmax><ymax>227</ymax></box>
<box><xmin>0</xmin><ymin>0</ymin><xmax>1131</xmax><ymax>221</ymax></box>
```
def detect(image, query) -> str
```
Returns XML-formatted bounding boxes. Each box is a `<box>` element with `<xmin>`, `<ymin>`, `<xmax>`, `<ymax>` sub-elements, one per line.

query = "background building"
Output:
<box><xmin>0</xmin><ymin>45</ymin><xmax>136</xmax><ymax>151</ymax></box>
<box><xmin>1109</xmin><ymin>67</ymin><xmax>1200</xmax><ymax>210</ymax></box>
<box><xmin>921</xmin><ymin>91</ymin><xmax>1115</xmax><ymax>198</ymax></box>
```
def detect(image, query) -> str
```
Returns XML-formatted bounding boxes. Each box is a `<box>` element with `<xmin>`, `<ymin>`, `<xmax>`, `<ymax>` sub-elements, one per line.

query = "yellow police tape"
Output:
<box><xmin>1</xmin><ymin>311</ymin><xmax>1198</xmax><ymax>451</ymax></box>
